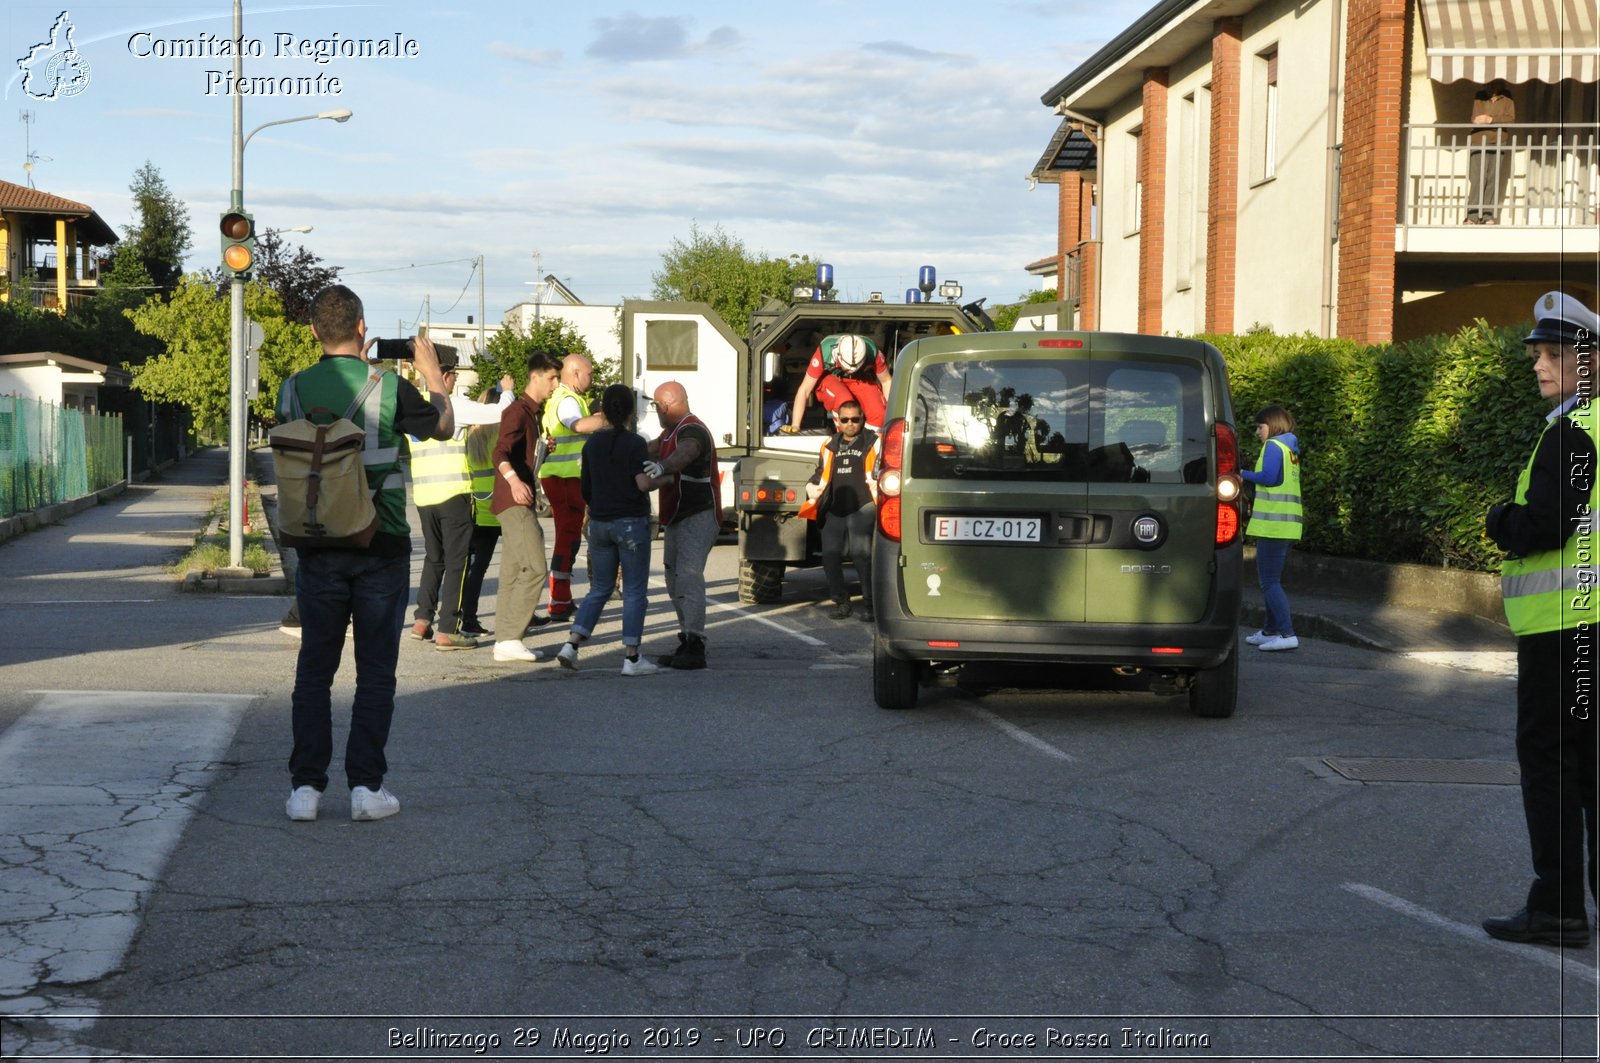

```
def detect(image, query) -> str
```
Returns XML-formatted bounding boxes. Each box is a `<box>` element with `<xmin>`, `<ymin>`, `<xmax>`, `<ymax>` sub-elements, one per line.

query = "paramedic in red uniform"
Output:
<box><xmin>783</xmin><ymin>334</ymin><xmax>893</xmax><ymax>433</ymax></box>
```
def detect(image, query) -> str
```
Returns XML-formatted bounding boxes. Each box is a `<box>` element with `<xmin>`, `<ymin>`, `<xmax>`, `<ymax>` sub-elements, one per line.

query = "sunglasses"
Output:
<box><xmin>837</xmin><ymin>416</ymin><xmax>863</xmax><ymax>424</ymax></box>
<box><xmin>648</xmin><ymin>400</ymin><xmax>662</xmax><ymax>412</ymax></box>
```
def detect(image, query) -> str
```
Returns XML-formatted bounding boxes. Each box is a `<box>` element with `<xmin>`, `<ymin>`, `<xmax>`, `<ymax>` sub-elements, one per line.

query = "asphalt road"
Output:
<box><xmin>1</xmin><ymin>513</ymin><xmax>1595</xmax><ymax>1062</ymax></box>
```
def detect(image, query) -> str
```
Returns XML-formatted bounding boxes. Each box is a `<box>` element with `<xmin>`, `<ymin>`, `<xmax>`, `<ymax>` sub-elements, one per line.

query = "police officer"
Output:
<box><xmin>1484</xmin><ymin>291</ymin><xmax>1600</xmax><ymax>948</ymax></box>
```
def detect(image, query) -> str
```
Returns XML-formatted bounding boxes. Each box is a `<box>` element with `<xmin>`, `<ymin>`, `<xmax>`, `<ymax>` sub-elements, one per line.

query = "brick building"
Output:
<box><xmin>1032</xmin><ymin>0</ymin><xmax>1597</xmax><ymax>342</ymax></box>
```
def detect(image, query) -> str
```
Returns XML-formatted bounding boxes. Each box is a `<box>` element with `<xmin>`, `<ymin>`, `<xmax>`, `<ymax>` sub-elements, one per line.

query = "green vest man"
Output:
<box><xmin>537</xmin><ymin>353</ymin><xmax>606</xmax><ymax>619</ymax></box>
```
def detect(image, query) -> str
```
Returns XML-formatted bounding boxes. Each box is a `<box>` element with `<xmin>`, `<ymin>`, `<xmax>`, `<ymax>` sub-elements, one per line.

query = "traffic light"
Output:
<box><xmin>219</xmin><ymin>209</ymin><xmax>255</xmax><ymax>277</ymax></box>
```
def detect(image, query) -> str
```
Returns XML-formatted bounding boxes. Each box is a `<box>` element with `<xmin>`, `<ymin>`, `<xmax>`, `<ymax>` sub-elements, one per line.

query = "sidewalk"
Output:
<box><xmin>0</xmin><ymin>445</ymin><xmax>1513</xmax><ymax>657</ymax></box>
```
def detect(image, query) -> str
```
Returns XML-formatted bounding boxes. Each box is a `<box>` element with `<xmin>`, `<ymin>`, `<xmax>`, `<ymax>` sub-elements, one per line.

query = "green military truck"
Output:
<box><xmin>620</xmin><ymin>293</ymin><xmax>991</xmax><ymax>603</ymax></box>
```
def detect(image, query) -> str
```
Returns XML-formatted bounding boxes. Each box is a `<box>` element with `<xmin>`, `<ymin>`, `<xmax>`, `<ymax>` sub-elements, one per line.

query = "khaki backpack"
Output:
<box><xmin>270</xmin><ymin>370</ymin><xmax>386</xmax><ymax>550</ymax></box>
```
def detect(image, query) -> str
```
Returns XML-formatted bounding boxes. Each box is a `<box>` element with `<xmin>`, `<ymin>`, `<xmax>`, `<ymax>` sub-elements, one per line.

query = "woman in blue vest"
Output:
<box><xmin>1242</xmin><ymin>405</ymin><xmax>1303</xmax><ymax>652</ymax></box>
<box><xmin>1482</xmin><ymin>291</ymin><xmax>1600</xmax><ymax>948</ymax></box>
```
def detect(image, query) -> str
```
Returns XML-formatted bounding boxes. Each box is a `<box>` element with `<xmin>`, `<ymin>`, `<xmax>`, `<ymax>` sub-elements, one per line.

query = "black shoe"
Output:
<box><xmin>666</xmin><ymin>634</ymin><xmax>706</xmax><ymax>670</ymax></box>
<box><xmin>829</xmin><ymin>601</ymin><xmax>853</xmax><ymax>620</ymax></box>
<box><xmin>657</xmin><ymin>632</ymin><xmax>689</xmax><ymax>668</ymax></box>
<box><xmin>1483</xmin><ymin>908</ymin><xmax>1590</xmax><ymax>947</ymax></box>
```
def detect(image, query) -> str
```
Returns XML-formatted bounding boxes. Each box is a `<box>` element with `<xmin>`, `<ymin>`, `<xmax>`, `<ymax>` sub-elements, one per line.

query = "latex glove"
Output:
<box><xmin>804</xmin><ymin>483</ymin><xmax>823</xmax><ymax>502</ymax></box>
<box><xmin>641</xmin><ymin>461</ymin><xmax>665</xmax><ymax>479</ymax></box>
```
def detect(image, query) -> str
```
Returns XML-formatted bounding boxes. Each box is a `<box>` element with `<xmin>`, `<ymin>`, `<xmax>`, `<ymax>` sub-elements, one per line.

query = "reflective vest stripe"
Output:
<box><xmin>467</xmin><ymin>463</ymin><xmax>501</xmax><ymax>528</ymax></box>
<box><xmin>1501</xmin><ymin>409</ymin><xmax>1600</xmax><ymax>635</ymax></box>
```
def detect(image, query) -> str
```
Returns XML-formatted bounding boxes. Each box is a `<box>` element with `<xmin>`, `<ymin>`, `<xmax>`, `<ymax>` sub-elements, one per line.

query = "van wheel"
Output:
<box><xmin>738</xmin><ymin>558</ymin><xmax>783</xmax><ymax>604</ymax></box>
<box><xmin>1188</xmin><ymin>637</ymin><xmax>1239</xmax><ymax>718</ymax></box>
<box><xmin>874</xmin><ymin>635</ymin><xmax>919</xmax><ymax>710</ymax></box>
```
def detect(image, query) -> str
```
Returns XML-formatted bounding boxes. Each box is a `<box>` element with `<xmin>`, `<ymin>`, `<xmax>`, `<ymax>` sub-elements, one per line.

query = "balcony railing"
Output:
<box><xmin>1402</xmin><ymin>123</ymin><xmax>1599</xmax><ymax>228</ymax></box>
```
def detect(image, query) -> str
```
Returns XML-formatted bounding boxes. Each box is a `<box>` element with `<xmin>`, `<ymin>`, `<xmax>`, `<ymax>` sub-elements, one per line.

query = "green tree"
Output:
<box><xmin>472</xmin><ymin>317</ymin><xmax>617</xmax><ymax>405</ymax></box>
<box><xmin>69</xmin><ymin>246</ymin><xmax>163</xmax><ymax>364</ymax></box>
<box><xmin>126</xmin><ymin>274</ymin><xmax>320</xmax><ymax>437</ymax></box>
<box><xmin>990</xmin><ymin>288</ymin><xmax>1062</xmax><ymax>332</ymax></box>
<box><xmin>121</xmin><ymin>162</ymin><xmax>192</xmax><ymax>295</ymax></box>
<box><xmin>651</xmin><ymin>223</ymin><xmax>816</xmax><ymax>333</ymax></box>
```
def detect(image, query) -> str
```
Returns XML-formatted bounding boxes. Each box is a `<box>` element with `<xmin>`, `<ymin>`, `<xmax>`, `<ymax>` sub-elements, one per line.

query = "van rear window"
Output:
<box><xmin>907</xmin><ymin>359</ymin><xmax>1209</xmax><ymax>483</ymax></box>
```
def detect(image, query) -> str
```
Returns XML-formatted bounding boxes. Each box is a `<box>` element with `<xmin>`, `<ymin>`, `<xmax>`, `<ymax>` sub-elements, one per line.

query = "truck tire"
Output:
<box><xmin>738</xmin><ymin>558</ymin><xmax>783</xmax><ymax>604</ymax></box>
<box><xmin>1188</xmin><ymin>636</ymin><xmax>1238</xmax><ymax>718</ymax></box>
<box><xmin>873</xmin><ymin>635</ymin><xmax>919</xmax><ymax>710</ymax></box>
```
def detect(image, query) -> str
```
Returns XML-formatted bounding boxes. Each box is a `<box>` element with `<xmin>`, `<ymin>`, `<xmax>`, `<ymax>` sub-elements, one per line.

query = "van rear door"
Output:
<box><xmin>1083</xmin><ymin>337</ymin><xmax>1218</xmax><ymax>624</ymax></box>
<box><xmin>894</xmin><ymin>344</ymin><xmax>1092</xmax><ymax>622</ymax></box>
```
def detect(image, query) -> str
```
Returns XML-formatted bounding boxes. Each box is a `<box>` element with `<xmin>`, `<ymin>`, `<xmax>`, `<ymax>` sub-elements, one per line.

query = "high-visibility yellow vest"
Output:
<box><xmin>1245</xmin><ymin>437</ymin><xmax>1304</xmax><ymax>541</ymax></box>
<box><xmin>538</xmin><ymin>382</ymin><xmax>589</xmax><ymax>479</ymax></box>
<box><xmin>410</xmin><ymin>392</ymin><xmax>470</xmax><ymax>507</ymax></box>
<box><xmin>468</xmin><ymin>458</ymin><xmax>500</xmax><ymax>529</ymax></box>
<box><xmin>1502</xmin><ymin>406</ymin><xmax>1600</xmax><ymax>635</ymax></box>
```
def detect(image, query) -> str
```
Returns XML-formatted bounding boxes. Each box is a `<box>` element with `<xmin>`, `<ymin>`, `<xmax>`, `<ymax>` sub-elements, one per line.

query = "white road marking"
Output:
<box><xmin>1344</xmin><ymin>883</ymin><xmax>1599</xmax><ymax>982</ymax></box>
<box><xmin>963</xmin><ymin>705</ymin><xmax>1076</xmax><ymax>762</ymax></box>
<box><xmin>0</xmin><ymin>691</ymin><xmax>253</xmax><ymax>999</ymax></box>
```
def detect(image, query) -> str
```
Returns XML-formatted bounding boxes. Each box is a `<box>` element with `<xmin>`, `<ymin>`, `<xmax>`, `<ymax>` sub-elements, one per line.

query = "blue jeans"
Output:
<box><xmin>1254</xmin><ymin>537</ymin><xmax>1294</xmax><ymax>637</ymax></box>
<box><xmin>290</xmin><ymin>549</ymin><xmax>410</xmax><ymax>792</ymax></box>
<box><xmin>572</xmin><ymin>515</ymin><xmax>652</xmax><ymax>648</ymax></box>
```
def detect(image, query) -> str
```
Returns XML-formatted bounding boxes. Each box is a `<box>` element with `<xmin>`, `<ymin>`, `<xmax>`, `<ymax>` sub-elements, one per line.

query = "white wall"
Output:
<box><xmin>0</xmin><ymin>365</ymin><xmax>64</xmax><ymax>404</ymax></box>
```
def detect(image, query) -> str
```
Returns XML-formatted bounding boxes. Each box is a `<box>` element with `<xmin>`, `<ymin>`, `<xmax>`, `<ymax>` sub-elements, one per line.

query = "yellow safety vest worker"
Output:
<box><xmin>409</xmin><ymin>389</ymin><xmax>470</xmax><ymax>507</ymax></box>
<box><xmin>538</xmin><ymin>382</ymin><xmax>590</xmax><ymax>480</ymax></box>
<box><xmin>1502</xmin><ymin>406</ymin><xmax>1600</xmax><ymax>635</ymax></box>
<box><xmin>1245</xmin><ymin>437</ymin><xmax>1304</xmax><ymax>540</ymax></box>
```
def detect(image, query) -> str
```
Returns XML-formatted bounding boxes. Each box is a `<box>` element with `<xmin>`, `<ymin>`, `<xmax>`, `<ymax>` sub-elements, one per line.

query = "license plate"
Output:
<box><xmin>931</xmin><ymin>515</ymin><xmax>1043</xmax><ymax>543</ymax></box>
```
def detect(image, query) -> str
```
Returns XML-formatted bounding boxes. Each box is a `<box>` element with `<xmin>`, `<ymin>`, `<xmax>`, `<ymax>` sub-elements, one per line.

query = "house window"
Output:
<box><xmin>1125</xmin><ymin>127</ymin><xmax>1144</xmax><ymax>236</ymax></box>
<box><xmin>1251</xmin><ymin>48</ymin><xmax>1279</xmax><ymax>185</ymax></box>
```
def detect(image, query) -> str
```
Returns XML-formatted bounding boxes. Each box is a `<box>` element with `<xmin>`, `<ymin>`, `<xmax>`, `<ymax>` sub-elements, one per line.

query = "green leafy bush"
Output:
<box><xmin>1209</xmin><ymin>321</ymin><xmax>1544</xmax><ymax>572</ymax></box>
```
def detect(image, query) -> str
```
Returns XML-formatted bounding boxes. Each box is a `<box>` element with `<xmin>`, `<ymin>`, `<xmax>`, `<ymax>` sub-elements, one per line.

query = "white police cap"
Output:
<box><xmin>1525</xmin><ymin>290</ymin><xmax>1599</xmax><ymax>347</ymax></box>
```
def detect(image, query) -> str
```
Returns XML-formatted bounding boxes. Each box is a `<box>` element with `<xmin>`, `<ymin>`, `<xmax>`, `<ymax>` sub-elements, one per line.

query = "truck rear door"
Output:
<box><xmin>620</xmin><ymin>300</ymin><xmax>749</xmax><ymax>509</ymax></box>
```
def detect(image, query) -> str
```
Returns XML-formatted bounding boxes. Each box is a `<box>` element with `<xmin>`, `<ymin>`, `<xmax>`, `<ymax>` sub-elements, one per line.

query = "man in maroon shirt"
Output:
<box><xmin>491</xmin><ymin>352</ymin><xmax>562</xmax><ymax>663</ymax></box>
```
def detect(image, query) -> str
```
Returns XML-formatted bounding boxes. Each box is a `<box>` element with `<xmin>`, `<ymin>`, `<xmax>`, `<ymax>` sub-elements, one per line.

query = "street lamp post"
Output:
<box><xmin>224</xmin><ymin>0</ymin><xmax>351</xmax><ymax>571</ymax></box>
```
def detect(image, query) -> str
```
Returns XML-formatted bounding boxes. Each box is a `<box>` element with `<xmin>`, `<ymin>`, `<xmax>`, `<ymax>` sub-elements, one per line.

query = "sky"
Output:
<box><xmin>2</xmin><ymin>0</ymin><xmax>1141</xmax><ymax>338</ymax></box>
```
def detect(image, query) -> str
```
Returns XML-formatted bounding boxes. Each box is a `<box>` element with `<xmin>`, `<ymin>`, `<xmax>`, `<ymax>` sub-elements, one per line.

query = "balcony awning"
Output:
<box><xmin>1420</xmin><ymin>0</ymin><xmax>1598</xmax><ymax>84</ymax></box>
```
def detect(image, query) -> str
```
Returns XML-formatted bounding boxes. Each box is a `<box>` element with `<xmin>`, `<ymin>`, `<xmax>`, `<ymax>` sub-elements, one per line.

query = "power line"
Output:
<box><xmin>342</xmin><ymin>257</ymin><xmax>477</xmax><ymax>278</ymax></box>
<box><xmin>431</xmin><ymin>257</ymin><xmax>479</xmax><ymax>317</ymax></box>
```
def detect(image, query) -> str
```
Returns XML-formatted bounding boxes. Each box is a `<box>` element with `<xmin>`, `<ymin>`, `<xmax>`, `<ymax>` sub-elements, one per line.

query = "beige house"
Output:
<box><xmin>1033</xmin><ymin>0</ymin><xmax>1598</xmax><ymax>343</ymax></box>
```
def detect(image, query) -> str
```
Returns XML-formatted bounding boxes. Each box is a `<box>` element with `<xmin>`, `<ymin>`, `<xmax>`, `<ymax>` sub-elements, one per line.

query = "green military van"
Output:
<box><xmin>870</xmin><ymin>331</ymin><xmax>1245</xmax><ymax>716</ymax></box>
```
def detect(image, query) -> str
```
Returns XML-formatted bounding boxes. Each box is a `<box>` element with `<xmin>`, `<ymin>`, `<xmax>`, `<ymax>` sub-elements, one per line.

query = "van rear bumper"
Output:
<box><xmin>874</xmin><ymin>569</ymin><xmax>1242</xmax><ymax>669</ymax></box>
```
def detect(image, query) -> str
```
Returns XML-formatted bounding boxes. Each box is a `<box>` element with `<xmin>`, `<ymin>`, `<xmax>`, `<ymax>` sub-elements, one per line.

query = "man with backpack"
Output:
<box><xmin>276</xmin><ymin>285</ymin><xmax>454</xmax><ymax>824</ymax></box>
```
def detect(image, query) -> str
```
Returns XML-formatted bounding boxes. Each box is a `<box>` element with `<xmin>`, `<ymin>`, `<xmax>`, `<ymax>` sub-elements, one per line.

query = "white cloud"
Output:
<box><xmin>487</xmin><ymin>41</ymin><xmax>561</xmax><ymax>65</ymax></box>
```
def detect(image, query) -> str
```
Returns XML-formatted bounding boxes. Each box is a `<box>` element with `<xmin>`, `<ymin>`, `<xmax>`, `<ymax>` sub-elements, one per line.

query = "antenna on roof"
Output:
<box><xmin>19</xmin><ymin>110</ymin><xmax>51</xmax><ymax>188</ymax></box>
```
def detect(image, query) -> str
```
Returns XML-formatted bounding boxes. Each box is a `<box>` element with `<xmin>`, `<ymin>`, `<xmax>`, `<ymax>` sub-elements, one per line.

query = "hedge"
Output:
<box><xmin>1205</xmin><ymin>321</ymin><xmax>1547</xmax><ymax>573</ymax></box>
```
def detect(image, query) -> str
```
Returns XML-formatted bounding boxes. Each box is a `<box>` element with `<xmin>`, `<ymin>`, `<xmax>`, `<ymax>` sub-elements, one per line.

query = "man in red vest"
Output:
<box><xmin>640</xmin><ymin>380</ymin><xmax>720</xmax><ymax>669</ymax></box>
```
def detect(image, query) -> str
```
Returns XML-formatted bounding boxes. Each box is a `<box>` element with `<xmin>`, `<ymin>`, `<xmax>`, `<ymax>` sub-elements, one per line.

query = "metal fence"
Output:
<box><xmin>0</xmin><ymin>394</ymin><xmax>125</xmax><ymax>519</ymax></box>
<box><xmin>1401</xmin><ymin>122</ymin><xmax>1600</xmax><ymax>227</ymax></box>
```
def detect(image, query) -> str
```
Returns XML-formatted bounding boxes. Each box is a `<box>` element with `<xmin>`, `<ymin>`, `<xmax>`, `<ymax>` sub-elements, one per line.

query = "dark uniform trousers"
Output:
<box><xmin>1516</xmin><ymin>625</ymin><xmax>1600</xmax><ymax>919</ymax></box>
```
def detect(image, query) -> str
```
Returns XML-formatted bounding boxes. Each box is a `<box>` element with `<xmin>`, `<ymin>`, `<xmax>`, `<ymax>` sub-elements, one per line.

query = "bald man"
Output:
<box><xmin>639</xmin><ymin>381</ymin><xmax>720</xmax><ymax>669</ymax></box>
<box><xmin>538</xmin><ymin>353</ymin><xmax>607</xmax><ymax>620</ymax></box>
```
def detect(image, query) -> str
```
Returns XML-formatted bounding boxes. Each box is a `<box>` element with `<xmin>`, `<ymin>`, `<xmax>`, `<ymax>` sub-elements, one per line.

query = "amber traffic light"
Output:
<box><xmin>219</xmin><ymin>209</ymin><xmax>255</xmax><ymax>277</ymax></box>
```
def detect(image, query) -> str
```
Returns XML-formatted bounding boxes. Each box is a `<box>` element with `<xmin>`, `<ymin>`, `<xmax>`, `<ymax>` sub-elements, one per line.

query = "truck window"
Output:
<box><xmin>646</xmin><ymin>320</ymin><xmax>699</xmax><ymax>370</ymax></box>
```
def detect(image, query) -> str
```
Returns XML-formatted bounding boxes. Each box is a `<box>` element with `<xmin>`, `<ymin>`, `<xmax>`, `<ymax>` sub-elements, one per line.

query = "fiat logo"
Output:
<box><xmin>1132</xmin><ymin>516</ymin><xmax>1161</xmax><ymax>543</ymax></box>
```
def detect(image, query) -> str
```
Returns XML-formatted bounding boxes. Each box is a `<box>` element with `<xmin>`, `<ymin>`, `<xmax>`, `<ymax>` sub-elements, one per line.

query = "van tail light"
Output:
<box><xmin>877</xmin><ymin>418</ymin><xmax>906</xmax><ymax>542</ymax></box>
<box><xmin>1214</xmin><ymin>422</ymin><xmax>1241</xmax><ymax>547</ymax></box>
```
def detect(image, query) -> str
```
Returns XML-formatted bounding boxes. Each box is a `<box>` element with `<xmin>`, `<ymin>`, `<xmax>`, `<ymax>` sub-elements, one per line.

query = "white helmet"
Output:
<box><xmin>833</xmin><ymin>334</ymin><xmax>869</xmax><ymax>372</ymax></box>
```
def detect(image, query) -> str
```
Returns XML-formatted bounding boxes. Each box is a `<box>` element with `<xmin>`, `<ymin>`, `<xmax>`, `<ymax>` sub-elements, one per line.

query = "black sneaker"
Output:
<box><xmin>829</xmin><ymin>600</ymin><xmax>853</xmax><ymax>620</ymax></box>
<box><xmin>1483</xmin><ymin>908</ymin><xmax>1591</xmax><ymax>948</ymax></box>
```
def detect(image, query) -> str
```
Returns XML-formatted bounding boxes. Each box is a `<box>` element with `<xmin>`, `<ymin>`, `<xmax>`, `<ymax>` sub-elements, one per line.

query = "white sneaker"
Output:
<box><xmin>350</xmin><ymin>785</ymin><xmax>400</xmax><ymax>821</ymax></box>
<box><xmin>1245</xmin><ymin>630</ymin><xmax>1275</xmax><ymax>645</ymax></box>
<box><xmin>494</xmin><ymin>640</ymin><xmax>540</xmax><ymax>662</ymax></box>
<box><xmin>285</xmin><ymin>785</ymin><xmax>321</xmax><ymax>821</ymax></box>
<box><xmin>556</xmin><ymin>642</ymin><xmax>579</xmax><ymax>670</ymax></box>
<box><xmin>1258</xmin><ymin>634</ymin><xmax>1300</xmax><ymax>652</ymax></box>
<box><xmin>621</xmin><ymin>656</ymin><xmax>660</xmax><ymax>676</ymax></box>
